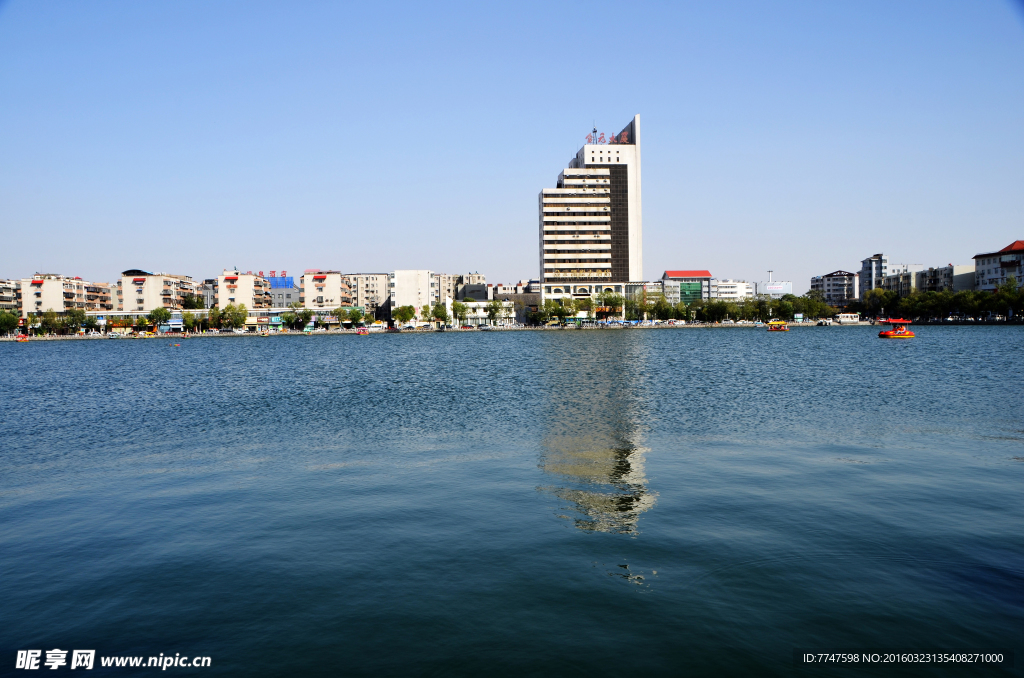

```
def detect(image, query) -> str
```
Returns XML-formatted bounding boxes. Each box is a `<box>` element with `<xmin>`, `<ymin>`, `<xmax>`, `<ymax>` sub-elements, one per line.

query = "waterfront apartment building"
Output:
<box><xmin>344</xmin><ymin>273</ymin><xmax>389</xmax><ymax>316</ymax></box>
<box><xmin>973</xmin><ymin>240</ymin><xmax>1024</xmax><ymax>292</ymax></box>
<box><xmin>915</xmin><ymin>265</ymin><xmax>975</xmax><ymax>293</ymax></box>
<box><xmin>388</xmin><ymin>270</ymin><xmax>437</xmax><ymax>316</ymax></box>
<box><xmin>859</xmin><ymin>254</ymin><xmax>888</xmax><ymax>297</ymax></box>
<box><xmin>217</xmin><ymin>270</ymin><xmax>271</xmax><ymax>309</ymax></box>
<box><xmin>299</xmin><ymin>270</ymin><xmax>351</xmax><ymax>309</ymax></box>
<box><xmin>539</xmin><ymin>116</ymin><xmax>642</xmax><ymax>301</ymax></box>
<box><xmin>116</xmin><ymin>269</ymin><xmax>198</xmax><ymax>312</ymax></box>
<box><xmin>714</xmin><ymin>279</ymin><xmax>754</xmax><ymax>301</ymax></box>
<box><xmin>0</xmin><ymin>279</ymin><xmax>18</xmax><ymax>313</ymax></box>
<box><xmin>810</xmin><ymin>270</ymin><xmax>859</xmax><ymax>306</ymax></box>
<box><xmin>661</xmin><ymin>270</ymin><xmax>712</xmax><ymax>304</ymax></box>
<box><xmin>19</xmin><ymin>274</ymin><xmax>113</xmax><ymax>318</ymax></box>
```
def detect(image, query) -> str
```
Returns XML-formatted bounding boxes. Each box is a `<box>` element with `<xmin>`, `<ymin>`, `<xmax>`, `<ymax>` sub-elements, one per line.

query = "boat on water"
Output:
<box><xmin>878</xmin><ymin>318</ymin><xmax>914</xmax><ymax>339</ymax></box>
<box><xmin>16</xmin><ymin>334</ymin><xmax>29</xmax><ymax>343</ymax></box>
<box><xmin>356</xmin><ymin>327</ymin><xmax>370</xmax><ymax>335</ymax></box>
<box><xmin>767</xmin><ymin>320</ymin><xmax>789</xmax><ymax>332</ymax></box>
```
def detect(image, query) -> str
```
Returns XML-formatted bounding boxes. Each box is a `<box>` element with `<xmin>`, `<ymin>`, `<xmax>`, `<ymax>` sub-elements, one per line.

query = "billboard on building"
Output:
<box><xmin>755</xmin><ymin>281</ymin><xmax>793</xmax><ymax>297</ymax></box>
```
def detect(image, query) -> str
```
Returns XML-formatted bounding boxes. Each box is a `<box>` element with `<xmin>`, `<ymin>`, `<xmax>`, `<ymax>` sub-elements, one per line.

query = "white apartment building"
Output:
<box><xmin>217</xmin><ymin>270</ymin><xmax>271</xmax><ymax>309</ymax></box>
<box><xmin>539</xmin><ymin>115</ymin><xmax>642</xmax><ymax>301</ymax></box>
<box><xmin>388</xmin><ymin>270</ymin><xmax>437</xmax><ymax>316</ymax></box>
<box><xmin>0</xmin><ymin>279</ymin><xmax>18</xmax><ymax>313</ymax></box>
<box><xmin>973</xmin><ymin>240</ymin><xmax>1024</xmax><ymax>292</ymax></box>
<box><xmin>344</xmin><ymin>273</ymin><xmax>389</xmax><ymax>314</ymax></box>
<box><xmin>299</xmin><ymin>270</ymin><xmax>351</xmax><ymax>309</ymax></box>
<box><xmin>713</xmin><ymin>279</ymin><xmax>754</xmax><ymax>301</ymax></box>
<box><xmin>116</xmin><ymin>269</ymin><xmax>198</xmax><ymax>312</ymax></box>
<box><xmin>915</xmin><ymin>265</ymin><xmax>975</xmax><ymax>293</ymax></box>
<box><xmin>810</xmin><ymin>270</ymin><xmax>859</xmax><ymax>306</ymax></box>
<box><xmin>19</xmin><ymin>274</ymin><xmax>113</xmax><ymax>318</ymax></box>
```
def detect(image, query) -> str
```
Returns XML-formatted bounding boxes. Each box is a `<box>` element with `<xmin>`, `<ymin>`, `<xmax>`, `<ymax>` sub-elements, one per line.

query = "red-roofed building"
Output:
<box><xmin>662</xmin><ymin>270</ymin><xmax>712</xmax><ymax>279</ymax></box>
<box><xmin>661</xmin><ymin>270</ymin><xmax>713</xmax><ymax>303</ymax></box>
<box><xmin>973</xmin><ymin>240</ymin><xmax>1024</xmax><ymax>292</ymax></box>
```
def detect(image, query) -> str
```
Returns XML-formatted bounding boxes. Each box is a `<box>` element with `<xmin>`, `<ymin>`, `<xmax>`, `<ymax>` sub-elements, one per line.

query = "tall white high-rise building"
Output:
<box><xmin>539</xmin><ymin>115</ymin><xmax>642</xmax><ymax>300</ymax></box>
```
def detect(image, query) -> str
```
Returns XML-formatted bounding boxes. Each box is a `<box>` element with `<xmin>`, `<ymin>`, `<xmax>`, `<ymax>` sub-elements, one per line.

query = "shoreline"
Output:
<box><xmin>3</xmin><ymin>320</ymin><xmax>1021</xmax><ymax>342</ymax></box>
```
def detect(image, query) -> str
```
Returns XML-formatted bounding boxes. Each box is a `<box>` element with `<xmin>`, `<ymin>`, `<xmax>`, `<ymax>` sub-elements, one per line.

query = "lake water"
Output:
<box><xmin>2</xmin><ymin>327</ymin><xmax>1022</xmax><ymax>676</ymax></box>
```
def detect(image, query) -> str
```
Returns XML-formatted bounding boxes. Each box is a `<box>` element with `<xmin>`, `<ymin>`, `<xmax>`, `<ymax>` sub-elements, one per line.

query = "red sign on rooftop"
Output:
<box><xmin>586</xmin><ymin>131</ymin><xmax>629</xmax><ymax>145</ymax></box>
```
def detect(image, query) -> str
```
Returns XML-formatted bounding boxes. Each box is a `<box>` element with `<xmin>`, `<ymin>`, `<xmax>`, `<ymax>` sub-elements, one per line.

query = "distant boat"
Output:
<box><xmin>356</xmin><ymin>327</ymin><xmax>369</xmax><ymax>335</ymax></box>
<box><xmin>767</xmin><ymin>320</ymin><xmax>789</xmax><ymax>332</ymax></box>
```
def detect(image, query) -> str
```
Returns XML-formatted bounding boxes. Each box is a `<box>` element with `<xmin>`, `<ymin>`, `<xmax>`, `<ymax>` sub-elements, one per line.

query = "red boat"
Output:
<box><xmin>878</xmin><ymin>318</ymin><xmax>914</xmax><ymax>339</ymax></box>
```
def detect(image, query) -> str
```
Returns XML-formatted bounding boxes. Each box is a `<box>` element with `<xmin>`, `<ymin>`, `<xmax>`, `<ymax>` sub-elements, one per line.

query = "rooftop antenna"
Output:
<box><xmin>768</xmin><ymin>270</ymin><xmax>773</xmax><ymax>282</ymax></box>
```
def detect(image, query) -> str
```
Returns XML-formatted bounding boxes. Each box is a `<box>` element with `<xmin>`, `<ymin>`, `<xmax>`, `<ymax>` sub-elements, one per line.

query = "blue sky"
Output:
<box><xmin>1</xmin><ymin>1</ymin><xmax>1022</xmax><ymax>291</ymax></box>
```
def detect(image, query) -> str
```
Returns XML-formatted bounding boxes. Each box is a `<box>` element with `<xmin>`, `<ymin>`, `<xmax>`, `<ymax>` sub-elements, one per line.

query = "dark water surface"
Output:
<box><xmin>2</xmin><ymin>327</ymin><xmax>1022</xmax><ymax>676</ymax></box>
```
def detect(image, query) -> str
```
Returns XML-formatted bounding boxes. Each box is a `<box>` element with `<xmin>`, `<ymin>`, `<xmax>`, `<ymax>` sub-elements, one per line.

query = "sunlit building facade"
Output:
<box><xmin>216</xmin><ymin>270</ymin><xmax>271</xmax><ymax>309</ymax></box>
<box><xmin>539</xmin><ymin>115</ymin><xmax>642</xmax><ymax>301</ymax></box>
<box><xmin>19</xmin><ymin>274</ymin><xmax>112</xmax><ymax>318</ymax></box>
<box><xmin>116</xmin><ymin>270</ymin><xmax>198</xmax><ymax>312</ymax></box>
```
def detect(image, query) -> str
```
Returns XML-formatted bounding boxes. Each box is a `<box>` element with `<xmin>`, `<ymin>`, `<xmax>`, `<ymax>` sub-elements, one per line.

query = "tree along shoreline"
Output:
<box><xmin>7</xmin><ymin>320</ymin><xmax>1024</xmax><ymax>342</ymax></box>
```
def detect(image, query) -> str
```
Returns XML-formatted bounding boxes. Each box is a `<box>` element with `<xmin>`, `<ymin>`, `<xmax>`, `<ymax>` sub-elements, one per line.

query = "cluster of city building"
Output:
<box><xmin>3</xmin><ymin>114</ymin><xmax>1020</xmax><ymax>330</ymax></box>
<box><xmin>807</xmin><ymin>242</ymin><xmax>1024</xmax><ymax>307</ymax></box>
<box><xmin>0</xmin><ymin>268</ymin><xmax>538</xmax><ymax>330</ymax></box>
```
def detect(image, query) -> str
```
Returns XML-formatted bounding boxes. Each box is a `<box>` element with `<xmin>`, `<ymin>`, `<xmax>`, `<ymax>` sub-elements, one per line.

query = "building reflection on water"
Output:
<box><xmin>538</xmin><ymin>336</ymin><xmax>656</xmax><ymax>534</ymax></box>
